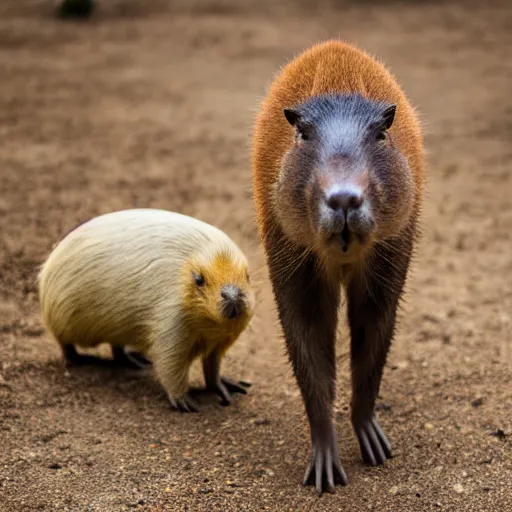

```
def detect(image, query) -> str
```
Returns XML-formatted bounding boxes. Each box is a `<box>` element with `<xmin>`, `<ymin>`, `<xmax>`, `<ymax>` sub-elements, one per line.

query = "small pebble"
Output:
<box><xmin>453</xmin><ymin>483</ymin><xmax>464</xmax><ymax>494</ymax></box>
<box><xmin>388</xmin><ymin>486</ymin><xmax>399</xmax><ymax>495</ymax></box>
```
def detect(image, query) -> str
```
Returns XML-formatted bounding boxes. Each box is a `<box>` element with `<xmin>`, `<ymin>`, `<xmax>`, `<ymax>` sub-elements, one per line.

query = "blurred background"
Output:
<box><xmin>0</xmin><ymin>1</ymin><xmax>510</xmax><ymax>510</ymax></box>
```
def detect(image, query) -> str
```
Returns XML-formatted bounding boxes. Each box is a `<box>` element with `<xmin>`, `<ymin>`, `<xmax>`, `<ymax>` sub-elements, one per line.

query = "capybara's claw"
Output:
<box><xmin>211</xmin><ymin>380</ymin><xmax>232</xmax><ymax>406</ymax></box>
<box><xmin>353</xmin><ymin>416</ymin><xmax>392</xmax><ymax>466</ymax></box>
<box><xmin>208</xmin><ymin>377</ymin><xmax>250</xmax><ymax>406</ymax></box>
<box><xmin>220</xmin><ymin>376</ymin><xmax>251</xmax><ymax>394</ymax></box>
<box><xmin>168</xmin><ymin>393</ymin><xmax>199</xmax><ymax>413</ymax></box>
<box><xmin>302</xmin><ymin>441</ymin><xmax>348</xmax><ymax>495</ymax></box>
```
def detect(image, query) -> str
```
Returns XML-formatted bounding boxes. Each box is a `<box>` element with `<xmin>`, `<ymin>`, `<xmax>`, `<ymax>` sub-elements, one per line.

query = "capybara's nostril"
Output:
<box><xmin>325</xmin><ymin>186</ymin><xmax>364</xmax><ymax>212</ymax></box>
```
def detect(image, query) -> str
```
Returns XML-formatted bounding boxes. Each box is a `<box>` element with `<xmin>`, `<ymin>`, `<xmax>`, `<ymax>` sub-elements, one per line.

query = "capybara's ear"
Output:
<box><xmin>382</xmin><ymin>104</ymin><xmax>396</xmax><ymax>129</ymax></box>
<box><xmin>284</xmin><ymin>107</ymin><xmax>302</xmax><ymax>126</ymax></box>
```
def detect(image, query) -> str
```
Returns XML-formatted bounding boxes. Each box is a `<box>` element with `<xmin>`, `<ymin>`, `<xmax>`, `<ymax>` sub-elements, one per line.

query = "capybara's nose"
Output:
<box><xmin>325</xmin><ymin>186</ymin><xmax>364</xmax><ymax>212</ymax></box>
<box><xmin>221</xmin><ymin>285</ymin><xmax>245</xmax><ymax>319</ymax></box>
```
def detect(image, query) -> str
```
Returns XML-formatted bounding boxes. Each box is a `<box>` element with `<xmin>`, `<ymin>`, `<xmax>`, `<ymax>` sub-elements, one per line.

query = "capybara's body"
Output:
<box><xmin>39</xmin><ymin>209</ymin><xmax>255</xmax><ymax>411</ymax></box>
<box><xmin>252</xmin><ymin>41</ymin><xmax>424</xmax><ymax>493</ymax></box>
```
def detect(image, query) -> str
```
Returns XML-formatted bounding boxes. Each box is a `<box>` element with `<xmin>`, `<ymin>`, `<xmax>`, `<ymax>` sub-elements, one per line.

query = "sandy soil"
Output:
<box><xmin>1</xmin><ymin>1</ymin><xmax>511</xmax><ymax>510</ymax></box>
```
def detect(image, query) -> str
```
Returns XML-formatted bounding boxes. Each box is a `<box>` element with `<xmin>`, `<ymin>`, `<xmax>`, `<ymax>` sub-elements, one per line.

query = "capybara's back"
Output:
<box><xmin>38</xmin><ymin>209</ymin><xmax>220</xmax><ymax>350</ymax></box>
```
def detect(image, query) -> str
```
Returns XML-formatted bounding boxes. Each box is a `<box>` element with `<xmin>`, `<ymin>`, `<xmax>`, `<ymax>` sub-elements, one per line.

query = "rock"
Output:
<box><xmin>422</xmin><ymin>313</ymin><xmax>441</xmax><ymax>324</ymax></box>
<box><xmin>490</xmin><ymin>428</ymin><xmax>507</xmax><ymax>440</ymax></box>
<box><xmin>388</xmin><ymin>486</ymin><xmax>399</xmax><ymax>495</ymax></box>
<box><xmin>453</xmin><ymin>483</ymin><xmax>464</xmax><ymax>494</ymax></box>
<box><xmin>424</xmin><ymin>423</ymin><xmax>434</xmax><ymax>430</ymax></box>
<box><xmin>22</xmin><ymin>327</ymin><xmax>45</xmax><ymax>337</ymax></box>
<box><xmin>250</xmin><ymin>418</ymin><xmax>270</xmax><ymax>426</ymax></box>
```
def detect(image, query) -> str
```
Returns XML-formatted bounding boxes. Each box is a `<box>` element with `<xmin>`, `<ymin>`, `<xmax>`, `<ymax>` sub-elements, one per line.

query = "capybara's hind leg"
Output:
<box><xmin>111</xmin><ymin>345</ymin><xmax>151</xmax><ymax>369</ymax></box>
<box><xmin>61</xmin><ymin>344</ymin><xmax>103</xmax><ymax>366</ymax></box>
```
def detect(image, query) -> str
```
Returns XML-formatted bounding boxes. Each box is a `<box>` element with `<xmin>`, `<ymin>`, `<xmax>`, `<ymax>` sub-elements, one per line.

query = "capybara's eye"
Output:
<box><xmin>298</xmin><ymin>129</ymin><xmax>309</xmax><ymax>141</ymax></box>
<box><xmin>376</xmin><ymin>130</ymin><xmax>387</xmax><ymax>141</ymax></box>
<box><xmin>192</xmin><ymin>272</ymin><xmax>205</xmax><ymax>287</ymax></box>
<box><xmin>297</xmin><ymin>122</ymin><xmax>311</xmax><ymax>141</ymax></box>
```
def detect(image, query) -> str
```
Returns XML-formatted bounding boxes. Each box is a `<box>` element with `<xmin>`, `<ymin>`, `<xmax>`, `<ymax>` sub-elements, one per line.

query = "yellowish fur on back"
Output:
<box><xmin>38</xmin><ymin>209</ymin><xmax>251</xmax><ymax>357</ymax></box>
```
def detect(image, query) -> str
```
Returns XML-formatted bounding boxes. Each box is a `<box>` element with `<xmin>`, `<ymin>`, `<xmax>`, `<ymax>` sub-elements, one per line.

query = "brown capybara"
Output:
<box><xmin>252</xmin><ymin>40</ymin><xmax>425</xmax><ymax>494</ymax></box>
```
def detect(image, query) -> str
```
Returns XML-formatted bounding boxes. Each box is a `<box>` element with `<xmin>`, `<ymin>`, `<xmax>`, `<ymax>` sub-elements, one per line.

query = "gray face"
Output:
<box><xmin>276</xmin><ymin>93</ymin><xmax>414</xmax><ymax>264</ymax></box>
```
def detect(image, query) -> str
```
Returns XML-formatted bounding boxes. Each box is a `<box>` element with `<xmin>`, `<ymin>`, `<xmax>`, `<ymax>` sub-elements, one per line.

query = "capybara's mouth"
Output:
<box><xmin>222</xmin><ymin>300</ymin><xmax>246</xmax><ymax>319</ymax></box>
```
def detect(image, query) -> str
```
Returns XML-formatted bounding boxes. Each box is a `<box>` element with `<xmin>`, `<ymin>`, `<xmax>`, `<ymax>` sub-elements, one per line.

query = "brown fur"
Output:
<box><xmin>253</xmin><ymin>41</ymin><xmax>424</xmax><ymax>229</ymax></box>
<box><xmin>251</xmin><ymin>40</ymin><xmax>425</xmax><ymax>494</ymax></box>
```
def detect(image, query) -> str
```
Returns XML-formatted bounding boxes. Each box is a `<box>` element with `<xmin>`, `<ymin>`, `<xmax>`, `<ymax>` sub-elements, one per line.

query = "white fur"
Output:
<box><xmin>38</xmin><ymin>209</ymin><xmax>250</xmax><ymax>399</ymax></box>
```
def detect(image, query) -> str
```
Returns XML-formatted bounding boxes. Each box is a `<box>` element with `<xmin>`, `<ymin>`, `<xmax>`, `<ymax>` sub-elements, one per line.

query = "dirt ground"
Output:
<box><xmin>1</xmin><ymin>1</ymin><xmax>511</xmax><ymax>510</ymax></box>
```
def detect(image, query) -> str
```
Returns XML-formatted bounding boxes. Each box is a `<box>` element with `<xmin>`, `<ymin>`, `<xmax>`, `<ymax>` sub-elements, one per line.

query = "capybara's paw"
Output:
<box><xmin>353</xmin><ymin>416</ymin><xmax>392</xmax><ymax>466</ymax></box>
<box><xmin>168</xmin><ymin>393</ymin><xmax>199</xmax><ymax>413</ymax></box>
<box><xmin>302</xmin><ymin>439</ymin><xmax>348</xmax><ymax>495</ymax></box>
<box><xmin>209</xmin><ymin>377</ymin><xmax>251</xmax><ymax>406</ymax></box>
<box><xmin>221</xmin><ymin>376</ymin><xmax>251</xmax><ymax>395</ymax></box>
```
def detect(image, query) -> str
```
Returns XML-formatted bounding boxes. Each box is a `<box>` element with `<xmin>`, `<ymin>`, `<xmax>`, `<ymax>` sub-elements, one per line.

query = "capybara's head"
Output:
<box><xmin>275</xmin><ymin>93</ymin><xmax>414</xmax><ymax>265</ymax></box>
<box><xmin>183</xmin><ymin>248</ymin><xmax>255</xmax><ymax>335</ymax></box>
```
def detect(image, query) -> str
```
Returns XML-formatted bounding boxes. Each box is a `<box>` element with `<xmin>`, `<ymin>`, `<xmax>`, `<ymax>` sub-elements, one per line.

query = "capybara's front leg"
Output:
<box><xmin>269</xmin><ymin>247</ymin><xmax>347</xmax><ymax>495</ymax></box>
<box><xmin>152</xmin><ymin>340</ymin><xmax>198</xmax><ymax>413</ymax></box>
<box><xmin>202</xmin><ymin>346</ymin><xmax>251</xmax><ymax>406</ymax></box>
<box><xmin>347</xmin><ymin>237</ymin><xmax>412</xmax><ymax>465</ymax></box>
